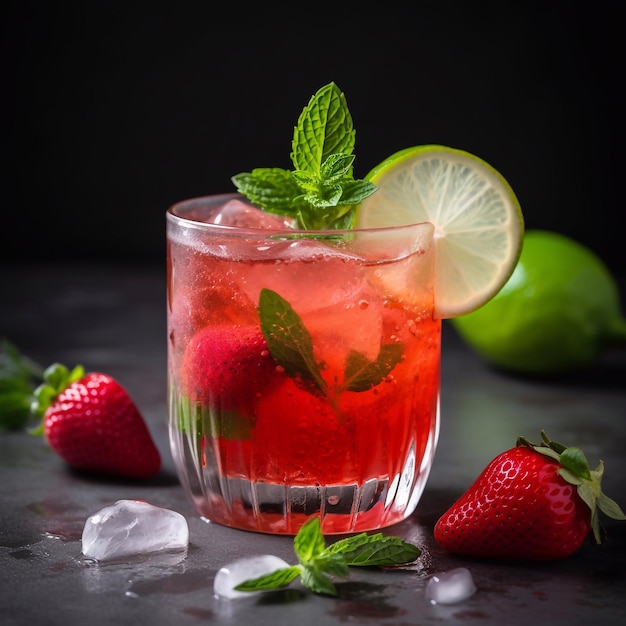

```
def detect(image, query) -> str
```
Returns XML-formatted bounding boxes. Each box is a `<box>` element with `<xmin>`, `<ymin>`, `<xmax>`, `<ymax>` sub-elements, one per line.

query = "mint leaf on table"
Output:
<box><xmin>232</xmin><ymin>82</ymin><xmax>377</xmax><ymax>230</ymax></box>
<box><xmin>234</xmin><ymin>518</ymin><xmax>420</xmax><ymax>597</ymax></box>
<box><xmin>0</xmin><ymin>339</ymin><xmax>44</xmax><ymax>430</ymax></box>
<box><xmin>325</xmin><ymin>532</ymin><xmax>421</xmax><ymax>566</ymax></box>
<box><xmin>234</xmin><ymin>566</ymin><xmax>302</xmax><ymax>592</ymax></box>
<box><xmin>293</xmin><ymin>511</ymin><xmax>328</xmax><ymax>560</ymax></box>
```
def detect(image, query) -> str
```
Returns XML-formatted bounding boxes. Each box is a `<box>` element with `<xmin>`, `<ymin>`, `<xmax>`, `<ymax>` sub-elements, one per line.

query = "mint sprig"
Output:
<box><xmin>258</xmin><ymin>289</ymin><xmax>403</xmax><ymax>404</ymax></box>
<box><xmin>0</xmin><ymin>340</ymin><xmax>44</xmax><ymax>430</ymax></box>
<box><xmin>0</xmin><ymin>341</ymin><xmax>84</xmax><ymax>433</ymax></box>
<box><xmin>232</xmin><ymin>82</ymin><xmax>377</xmax><ymax>230</ymax></box>
<box><xmin>234</xmin><ymin>518</ymin><xmax>420</xmax><ymax>597</ymax></box>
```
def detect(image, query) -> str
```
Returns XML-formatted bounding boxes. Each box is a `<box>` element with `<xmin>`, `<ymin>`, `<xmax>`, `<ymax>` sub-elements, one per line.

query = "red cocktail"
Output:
<box><xmin>167</xmin><ymin>194</ymin><xmax>440</xmax><ymax>534</ymax></box>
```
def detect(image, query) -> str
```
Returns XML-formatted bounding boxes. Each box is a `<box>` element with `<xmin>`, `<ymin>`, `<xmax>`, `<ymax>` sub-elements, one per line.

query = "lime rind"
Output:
<box><xmin>358</xmin><ymin>145</ymin><xmax>524</xmax><ymax>318</ymax></box>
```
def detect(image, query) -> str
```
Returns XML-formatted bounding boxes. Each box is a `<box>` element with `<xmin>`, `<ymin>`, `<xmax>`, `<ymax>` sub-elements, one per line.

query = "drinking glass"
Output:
<box><xmin>167</xmin><ymin>193</ymin><xmax>441</xmax><ymax>534</ymax></box>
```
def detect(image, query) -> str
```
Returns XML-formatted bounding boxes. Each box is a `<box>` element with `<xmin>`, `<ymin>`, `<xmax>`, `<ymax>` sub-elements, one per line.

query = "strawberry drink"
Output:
<box><xmin>167</xmin><ymin>83</ymin><xmax>441</xmax><ymax>534</ymax></box>
<box><xmin>167</xmin><ymin>195</ymin><xmax>440</xmax><ymax>534</ymax></box>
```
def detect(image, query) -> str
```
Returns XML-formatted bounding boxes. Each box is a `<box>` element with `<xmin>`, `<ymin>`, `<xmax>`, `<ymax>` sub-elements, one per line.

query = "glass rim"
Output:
<box><xmin>166</xmin><ymin>193</ymin><xmax>434</xmax><ymax>237</ymax></box>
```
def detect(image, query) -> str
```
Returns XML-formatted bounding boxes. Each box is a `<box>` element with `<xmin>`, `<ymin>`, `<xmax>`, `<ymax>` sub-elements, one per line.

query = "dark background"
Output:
<box><xmin>1</xmin><ymin>1</ymin><xmax>623</xmax><ymax>276</ymax></box>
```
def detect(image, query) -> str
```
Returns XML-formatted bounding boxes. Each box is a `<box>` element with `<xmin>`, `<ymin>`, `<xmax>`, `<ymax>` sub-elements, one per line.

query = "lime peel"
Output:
<box><xmin>451</xmin><ymin>230</ymin><xmax>625</xmax><ymax>376</ymax></box>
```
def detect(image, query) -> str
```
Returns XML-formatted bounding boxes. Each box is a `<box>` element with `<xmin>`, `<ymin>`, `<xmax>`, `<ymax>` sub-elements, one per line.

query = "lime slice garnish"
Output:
<box><xmin>355</xmin><ymin>145</ymin><xmax>524</xmax><ymax>318</ymax></box>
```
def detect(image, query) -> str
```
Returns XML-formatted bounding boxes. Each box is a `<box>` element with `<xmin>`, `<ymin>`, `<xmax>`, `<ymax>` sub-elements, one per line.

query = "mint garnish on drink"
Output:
<box><xmin>234</xmin><ymin>518</ymin><xmax>420</xmax><ymax>596</ymax></box>
<box><xmin>258</xmin><ymin>289</ymin><xmax>404</xmax><ymax>402</ymax></box>
<box><xmin>232</xmin><ymin>82</ymin><xmax>377</xmax><ymax>230</ymax></box>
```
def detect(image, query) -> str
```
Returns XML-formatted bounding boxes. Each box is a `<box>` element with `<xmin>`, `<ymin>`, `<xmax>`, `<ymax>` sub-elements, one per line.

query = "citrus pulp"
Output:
<box><xmin>356</xmin><ymin>145</ymin><xmax>524</xmax><ymax>318</ymax></box>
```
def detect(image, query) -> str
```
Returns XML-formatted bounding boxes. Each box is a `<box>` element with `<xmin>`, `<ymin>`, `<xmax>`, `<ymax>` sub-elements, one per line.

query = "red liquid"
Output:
<box><xmin>167</xmin><ymin>196</ymin><xmax>441</xmax><ymax>534</ymax></box>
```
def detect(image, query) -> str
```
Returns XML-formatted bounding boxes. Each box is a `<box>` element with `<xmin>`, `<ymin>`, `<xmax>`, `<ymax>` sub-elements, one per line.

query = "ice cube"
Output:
<box><xmin>240</xmin><ymin>238</ymin><xmax>368</xmax><ymax>313</ymax></box>
<box><xmin>81</xmin><ymin>500</ymin><xmax>189</xmax><ymax>562</ymax></box>
<box><xmin>214</xmin><ymin>555</ymin><xmax>291</xmax><ymax>599</ymax></box>
<box><xmin>425</xmin><ymin>567</ymin><xmax>477</xmax><ymax>605</ymax></box>
<box><xmin>210</xmin><ymin>199</ymin><xmax>296</xmax><ymax>230</ymax></box>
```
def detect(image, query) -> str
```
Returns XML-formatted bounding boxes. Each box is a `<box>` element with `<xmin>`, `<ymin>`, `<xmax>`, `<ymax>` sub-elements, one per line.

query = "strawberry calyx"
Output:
<box><xmin>517</xmin><ymin>430</ymin><xmax>626</xmax><ymax>544</ymax></box>
<box><xmin>29</xmin><ymin>363</ymin><xmax>85</xmax><ymax>435</ymax></box>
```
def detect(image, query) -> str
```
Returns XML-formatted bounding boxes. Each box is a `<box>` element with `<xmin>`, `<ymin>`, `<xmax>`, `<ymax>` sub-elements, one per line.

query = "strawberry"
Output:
<box><xmin>181</xmin><ymin>324</ymin><xmax>284</xmax><ymax>411</ymax></box>
<box><xmin>29</xmin><ymin>362</ymin><xmax>161</xmax><ymax>479</ymax></box>
<box><xmin>433</xmin><ymin>431</ymin><xmax>625</xmax><ymax>561</ymax></box>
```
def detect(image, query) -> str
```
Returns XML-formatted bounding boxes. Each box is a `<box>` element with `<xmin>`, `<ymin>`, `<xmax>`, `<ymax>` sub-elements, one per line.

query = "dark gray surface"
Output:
<box><xmin>1</xmin><ymin>264</ymin><xmax>625</xmax><ymax>626</ymax></box>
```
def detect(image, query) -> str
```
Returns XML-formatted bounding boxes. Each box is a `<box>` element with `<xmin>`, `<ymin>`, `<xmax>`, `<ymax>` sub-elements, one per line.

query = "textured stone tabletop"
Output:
<box><xmin>1</xmin><ymin>264</ymin><xmax>625</xmax><ymax>626</ymax></box>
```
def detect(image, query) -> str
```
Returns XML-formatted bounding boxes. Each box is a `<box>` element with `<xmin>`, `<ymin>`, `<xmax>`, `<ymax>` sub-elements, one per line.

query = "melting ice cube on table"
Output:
<box><xmin>425</xmin><ymin>567</ymin><xmax>477</xmax><ymax>605</ymax></box>
<box><xmin>214</xmin><ymin>555</ymin><xmax>291</xmax><ymax>599</ymax></box>
<box><xmin>81</xmin><ymin>499</ymin><xmax>189</xmax><ymax>561</ymax></box>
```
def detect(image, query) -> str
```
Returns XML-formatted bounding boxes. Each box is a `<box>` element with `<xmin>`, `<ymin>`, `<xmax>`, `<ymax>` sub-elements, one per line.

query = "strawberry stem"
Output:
<box><xmin>517</xmin><ymin>430</ymin><xmax>626</xmax><ymax>544</ymax></box>
<box><xmin>29</xmin><ymin>363</ymin><xmax>85</xmax><ymax>434</ymax></box>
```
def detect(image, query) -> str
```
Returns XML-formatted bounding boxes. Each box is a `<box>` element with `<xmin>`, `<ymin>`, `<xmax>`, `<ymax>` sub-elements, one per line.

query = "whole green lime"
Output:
<box><xmin>450</xmin><ymin>230</ymin><xmax>626</xmax><ymax>375</ymax></box>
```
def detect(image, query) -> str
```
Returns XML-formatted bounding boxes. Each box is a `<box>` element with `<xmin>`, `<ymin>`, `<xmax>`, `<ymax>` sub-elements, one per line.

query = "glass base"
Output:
<box><xmin>191</xmin><ymin>477</ymin><xmax>417</xmax><ymax>535</ymax></box>
<box><xmin>170</xmin><ymin>409</ymin><xmax>439</xmax><ymax>535</ymax></box>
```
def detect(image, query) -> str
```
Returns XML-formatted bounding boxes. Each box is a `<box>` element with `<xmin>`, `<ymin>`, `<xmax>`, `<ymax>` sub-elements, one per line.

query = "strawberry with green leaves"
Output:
<box><xmin>434</xmin><ymin>431</ymin><xmax>625</xmax><ymax>561</ymax></box>
<box><xmin>1</xmin><ymin>341</ymin><xmax>161</xmax><ymax>479</ymax></box>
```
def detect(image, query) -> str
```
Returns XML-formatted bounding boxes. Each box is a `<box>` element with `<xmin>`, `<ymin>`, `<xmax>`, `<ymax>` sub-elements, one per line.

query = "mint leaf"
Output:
<box><xmin>174</xmin><ymin>395</ymin><xmax>253</xmax><ymax>441</ymax></box>
<box><xmin>0</xmin><ymin>339</ymin><xmax>43</xmax><ymax>382</ymax></box>
<box><xmin>313</xmin><ymin>551</ymin><xmax>351</xmax><ymax>578</ymax></box>
<box><xmin>258</xmin><ymin>288</ymin><xmax>328</xmax><ymax>396</ymax></box>
<box><xmin>231</xmin><ymin>517</ymin><xmax>421</xmax><ymax>597</ymax></box>
<box><xmin>300</xmin><ymin>566</ymin><xmax>339</xmax><ymax>596</ymax></box>
<box><xmin>231</xmin><ymin>168</ymin><xmax>305</xmax><ymax>217</ymax></box>
<box><xmin>0</xmin><ymin>340</ymin><xmax>44</xmax><ymax>430</ymax></box>
<box><xmin>259</xmin><ymin>290</ymin><xmax>405</xmax><ymax>403</ymax></box>
<box><xmin>337</xmin><ymin>179</ymin><xmax>379</xmax><ymax>206</ymax></box>
<box><xmin>343</xmin><ymin>344</ymin><xmax>404</xmax><ymax>392</ymax></box>
<box><xmin>234</xmin><ymin>566</ymin><xmax>302</xmax><ymax>592</ymax></box>
<box><xmin>232</xmin><ymin>82</ymin><xmax>377</xmax><ymax>230</ymax></box>
<box><xmin>0</xmin><ymin>383</ymin><xmax>34</xmax><ymax>429</ymax></box>
<box><xmin>293</xmin><ymin>517</ymin><xmax>326</xmax><ymax>562</ymax></box>
<box><xmin>291</xmin><ymin>82</ymin><xmax>355</xmax><ymax>173</ymax></box>
<box><xmin>325</xmin><ymin>532</ymin><xmax>421</xmax><ymax>566</ymax></box>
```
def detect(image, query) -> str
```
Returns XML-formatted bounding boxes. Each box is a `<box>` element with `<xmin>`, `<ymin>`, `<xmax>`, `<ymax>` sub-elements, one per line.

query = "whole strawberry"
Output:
<box><xmin>181</xmin><ymin>324</ymin><xmax>284</xmax><ymax>412</ymax></box>
<box><xmin>30</xmin><ymin>362</ymin><xmax>161</xmax><ymax>479</ymax></box>
<box><xmin>434</xmin><ymin>431</ymin><xmax>625</xmax><ymax>561</ymax></box>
